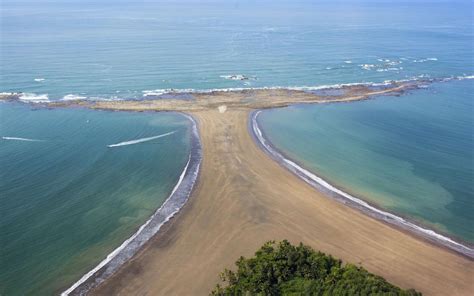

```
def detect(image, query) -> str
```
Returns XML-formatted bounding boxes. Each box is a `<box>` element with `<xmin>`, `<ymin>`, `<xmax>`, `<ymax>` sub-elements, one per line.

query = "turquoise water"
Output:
<box><xmin>1</xmin><ymin>0</ymin><xmax>473</xmax><ymax>294</ymax></box>
<box><xmin>0</xmin><ymin>103</ymin><xmax>191</xmax><ymax>295</ymax></box>
<box><xmin>258</xmin><ymin>79</ymin><xmax>473</xmax><ymax>243</ymax></box>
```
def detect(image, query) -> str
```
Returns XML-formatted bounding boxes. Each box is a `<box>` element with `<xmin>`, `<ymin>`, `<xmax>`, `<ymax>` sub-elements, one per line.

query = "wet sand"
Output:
<box><xmin>92</xmin><ymin>109</ymin><xmax>473</xmax><ymax>296</ymax></box>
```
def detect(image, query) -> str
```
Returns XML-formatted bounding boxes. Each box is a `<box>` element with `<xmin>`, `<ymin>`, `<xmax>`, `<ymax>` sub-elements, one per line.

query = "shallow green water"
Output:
<box><xmin>0</xmin><ymin>103</ymin><xmax>191</xmax><ymax>295</ymax></box>
<box><xmin>258</xmin><ymin>80</ymin><xmax>473</xmax><ymax>243</ymax></box>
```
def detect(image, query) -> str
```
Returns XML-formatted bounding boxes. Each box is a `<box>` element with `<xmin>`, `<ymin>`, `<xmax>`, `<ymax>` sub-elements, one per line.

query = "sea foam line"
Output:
<box><xmin>2</xmin><ymin>136</ymin><xmax>44</xmax><ymax>142</ymax></box>
<box><xmin>139</xmin><ymin>74</ymin><xmax>471</xmax><ymax>97</ymax></box>
<box><xmin>2</xmin><ymin>74</ymin><xmax>472</xmax><ymax>103</ymax></box>
<box><xmin>250</xmin><ymin>110</ymin><xmax>474</xmax><ymax>259</ymax></box>
<box><xmin>62</xmin><ymin>115</ymin><xmax>202</xmax><ymax>295</ymax></box>
<box><xmin>107</xmin><ymin>131</ymin><xmax>176</xmax><ymax>148</ymax></box>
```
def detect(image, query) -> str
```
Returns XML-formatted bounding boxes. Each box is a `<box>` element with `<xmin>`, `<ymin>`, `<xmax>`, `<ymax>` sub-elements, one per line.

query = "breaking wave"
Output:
<box><xmin>62</xmin><ymin>94</ymin><xmax>87</xmax><ymax>101</ymax></box>
<box><xmin>19</xmin><ymin>93</ymin><xmax>49</xmax><ymax>103</ymax></box>
<box><xmin>2</xmin><ymin>74</ymin><xmax>472</xmax><ymax>103</ymax></box>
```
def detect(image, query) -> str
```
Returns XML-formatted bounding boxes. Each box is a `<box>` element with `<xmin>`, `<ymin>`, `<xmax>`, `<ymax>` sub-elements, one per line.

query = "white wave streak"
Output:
<box><xmin>62</xmin><ymin>94</ymin><xmax>87</xmax><ymax>101</ymax></box>
<box><xmin>107</xmin><ymin>131</ymin><xmax>176</xmax><ymax>148</ymax></box>
<box><xmin>251</xmin><ymin>111</ymin><xmax>474</xmax><ymax>258</ymax></box>
<box><xmin>2</xmin><ymin>136</ymin><xmax>44</xmax><ymax>142</ymax></box>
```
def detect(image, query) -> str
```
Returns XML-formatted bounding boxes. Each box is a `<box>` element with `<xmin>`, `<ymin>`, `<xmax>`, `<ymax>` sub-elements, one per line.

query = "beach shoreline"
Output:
<box><xmin>60</xmin><ymin>114</ymin><xmax>202</xmax><ymax>296</ymax></box>
<box><xmin>90</xmin><ymin>108</ymin><xmax>473</xmax><ymax>296</ymax></box>
<box><xmin>250</xmin><ymin>110</ymin><xmax>474</xmax><ymax>259</ymax></box>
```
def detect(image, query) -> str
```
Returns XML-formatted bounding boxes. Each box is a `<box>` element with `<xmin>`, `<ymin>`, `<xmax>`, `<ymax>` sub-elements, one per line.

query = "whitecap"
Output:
<box><xmin>220</xmin><ymin>74</ymin><xmax>255</xmax><ymax>81</ymax></box>
<box><xmin>0</xmin><ymin>92</ymin><xmax>17</xmax><ymax>96</ymax></box>
<box><xmin>62</xmin><ymin>94</ymin><xmax>87</xmax><ymax>101</ymax></box>
<box><xmin>376</xmin><ymin>67</ymin><xmax>402</xmax><ymax>72</ymax></box>
<box><xmin>360</xmin><ymin>64</ymin><xmax>375</xmax><ymax>70</ymax></box>
<box><xmin>19</xmin><ymin>93</ymin><xmax>49</xmax><ymax>103</ymax></box>
<box><xmin>34</xmin><ymin>78</ymin><xmax>45</xmax><ymax>82</ymax></box>
<box><xmin>457</xmin><ymin>75</ymin><xmax>474</xmax><ymax>80</ymax></box>
<box><xmin>344</xmin><ymin>60</ymin><xmax>353</xmax><ymax>64</ymax></box>
<box><xmin>413</xmin><ymin>57</ymin><xmax>438</xmax><ymax>63</ymax></box>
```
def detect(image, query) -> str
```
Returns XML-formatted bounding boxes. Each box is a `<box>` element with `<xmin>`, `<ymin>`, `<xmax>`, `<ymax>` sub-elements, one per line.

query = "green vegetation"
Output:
<box><xmin>211</xmin><ymin>240</ymin><xmax>421</xmax><ymax>296</ymax></box>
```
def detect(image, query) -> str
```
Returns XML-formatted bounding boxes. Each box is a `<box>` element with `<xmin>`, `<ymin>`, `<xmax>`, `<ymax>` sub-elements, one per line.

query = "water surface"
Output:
<box><xmin>258</xmin><ymin>79</ymin><xmax>473</xmax><ymax>243</ymax></box>
<box><xmin>0</xmin><ymin>103</ymin><xmax>191</xmax><ymax>295</ymax></box>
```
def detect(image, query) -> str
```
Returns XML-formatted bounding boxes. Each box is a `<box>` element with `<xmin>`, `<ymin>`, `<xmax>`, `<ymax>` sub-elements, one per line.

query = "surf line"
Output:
<box><xmin>107</xmin><ymin>131</ymin><xmax>176</xmax><ymax>148</ymax></box>
<box><xmin>250</xmin><ymin>110</ymin><xmax>474</xmax><ymax>259</ymax></box>
<box><xmin>2</xmin><ymin>136</ymin><xmax>44</xmax><ymax>142</ymax></box>
<box><xmin>62</xmin><ymin>115</ymin><xmax>202</xmax><ymax>295</ymax></box>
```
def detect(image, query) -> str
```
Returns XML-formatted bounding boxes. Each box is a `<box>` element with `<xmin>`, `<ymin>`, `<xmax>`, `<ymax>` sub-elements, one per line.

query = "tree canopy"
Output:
<box><xmin>211</xmin><ymin>240</ymin><xmax>421</xmax><ymax>296</ymax></box>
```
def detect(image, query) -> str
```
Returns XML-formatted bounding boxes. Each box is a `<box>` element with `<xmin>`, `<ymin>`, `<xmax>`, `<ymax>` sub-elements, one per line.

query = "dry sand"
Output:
<box><xmin>92</xmin><ymin>108</ymin><xmax>473</xmax><ymax>296</ymax></box>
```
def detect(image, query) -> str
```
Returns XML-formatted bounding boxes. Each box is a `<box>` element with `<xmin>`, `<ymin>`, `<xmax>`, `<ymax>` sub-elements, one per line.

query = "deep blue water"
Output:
<box><xmin>1</xmin><ymin>0</ymin><xmax>472</xmax><ymax>100</ymax></box>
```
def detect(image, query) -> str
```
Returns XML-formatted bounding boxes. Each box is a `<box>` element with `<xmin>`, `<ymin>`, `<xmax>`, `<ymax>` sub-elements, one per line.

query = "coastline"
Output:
<box><xmin>1</xmin><ymin>75</ymin><xmax>472</xmax><ymax>104</ymax></box>
<box><xmin>4</xmin><ymin>78</ymin><xmax>473</xmax><ymax>295</ymax></box>
<box><xmin>91</xmin><ymin>109</ymin><xmax>473</xmax><ymax>296</ymax></box>
<box><xmin>250</xmin><ymin>110</ymin><xmax>474</xmax><ymax>259</ymax></box>
<box><xmin>60</xmin><ymin>113</ymin><xmax>202</xmax><ymax>296</ymax></box>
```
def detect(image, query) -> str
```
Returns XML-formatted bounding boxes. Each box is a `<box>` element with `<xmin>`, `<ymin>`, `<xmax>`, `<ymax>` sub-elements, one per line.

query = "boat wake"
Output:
<box><xmin>2</xmin><ymin>136</ymin><xmax>44</xmax><ymax>142</ymax></box>
<box><xmin>107</xmin><ymin>131</ymin><xmax>176</xmax><ymax>148</ymax></box>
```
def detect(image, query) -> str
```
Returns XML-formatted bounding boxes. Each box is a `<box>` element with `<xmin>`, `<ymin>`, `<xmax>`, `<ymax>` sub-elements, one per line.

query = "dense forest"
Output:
<box><xmin>211</xmin><ymin>240</ymin><xmax>421</xmax><ymax>296</ymax></box>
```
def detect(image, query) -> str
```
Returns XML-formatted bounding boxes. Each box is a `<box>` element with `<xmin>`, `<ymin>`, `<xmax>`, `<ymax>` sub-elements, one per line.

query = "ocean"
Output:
<box><xmin>0</xmin><ymin>0</ymin><xmax>473</xmax><ymax>294</ymax></box>
<box><xmin>1</xmin><ymin>0</ymin><xmax>472</xmax><ymax>100</ymax></box>
<box><xmin>0</xmin><ymin>104</ymin><xmax>192</xmax><ymax>295</ymax></box>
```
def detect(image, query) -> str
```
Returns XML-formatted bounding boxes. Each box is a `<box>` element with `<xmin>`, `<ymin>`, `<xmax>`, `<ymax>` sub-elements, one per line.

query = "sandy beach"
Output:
<box><xmin>5</xmin><ymin>80</ymin><xmax>471</xmax><ymax>295</ymax></box>
<box><xmin>91</xmin><ymin>108</ymin><xmax>473</xmax><ymax>296</ymax></box>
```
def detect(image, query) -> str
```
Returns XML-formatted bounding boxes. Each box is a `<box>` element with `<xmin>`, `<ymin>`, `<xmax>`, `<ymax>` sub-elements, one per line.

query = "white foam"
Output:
<box><xmin>2</xmin><ymin>136</ymin><xmax>44</xmax><ymax>142</ymax></box>
<box><xmin>34</xmin><ymin>78</ymin><xmax>45</xmax><ymax>82</ymax></box>
<box><xmin>344</xmin><ymin>60</ymin><xmax>353</xmax><ymax>64</ymax></box>
<box><xmin>376</xmin><ymin>67</ymin><xmax>403</xmax><ymax>72</ymax></box>
<box><xmin>62</xmin><ymin>94</ymin><xmax>87</xmax><ymax>101</ymax></box>
<box><xmin>387</xmin><ymin>60</ymin><xmax>402</xmax><ymax>66</ymax></box>
<box><xmin>19</xmin><ymin>93</ymin><xmax>49</xmax><ymax>103</ymax></box>
<box><xmin>251</xmin><ymin>111</ymin><xmax>473</xmax><ymax>258</ymax></box>
<box><xmin>142</xmin><ymin>89</ymin><xmax>196</xmax><ymax>97</ymax></box>
<box><xmin>107</xmin><ymin>131</ymin><xmax>176</xmax><ymax>148</ymax></box>
<box><xmin>360</xmin><ymin>64</ymin><xmax>375</xmax><ymax>70</ymax></box>
<box><xmin>0</xmin><ymin>92</ymin><xmax>17</xmax><ymax>96</ymax></box>
<box><xmin>457</xmin><ymin>75</ymin><xmax>474</xmax><ymax>80</ymax></box>
<box><xmin>413</xmin><ymin>57</ymin><xmax>438</xmax><ymax>63</ymax></box>
<box><xmin>141</xmin><ymin>80</ymin><xmax>406</xmax><ymax>97</ymax></box>
<box><xmin>220</xmin><ymin>74</ymin><xmax>255</xmax><ymax>81</ymax></box>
